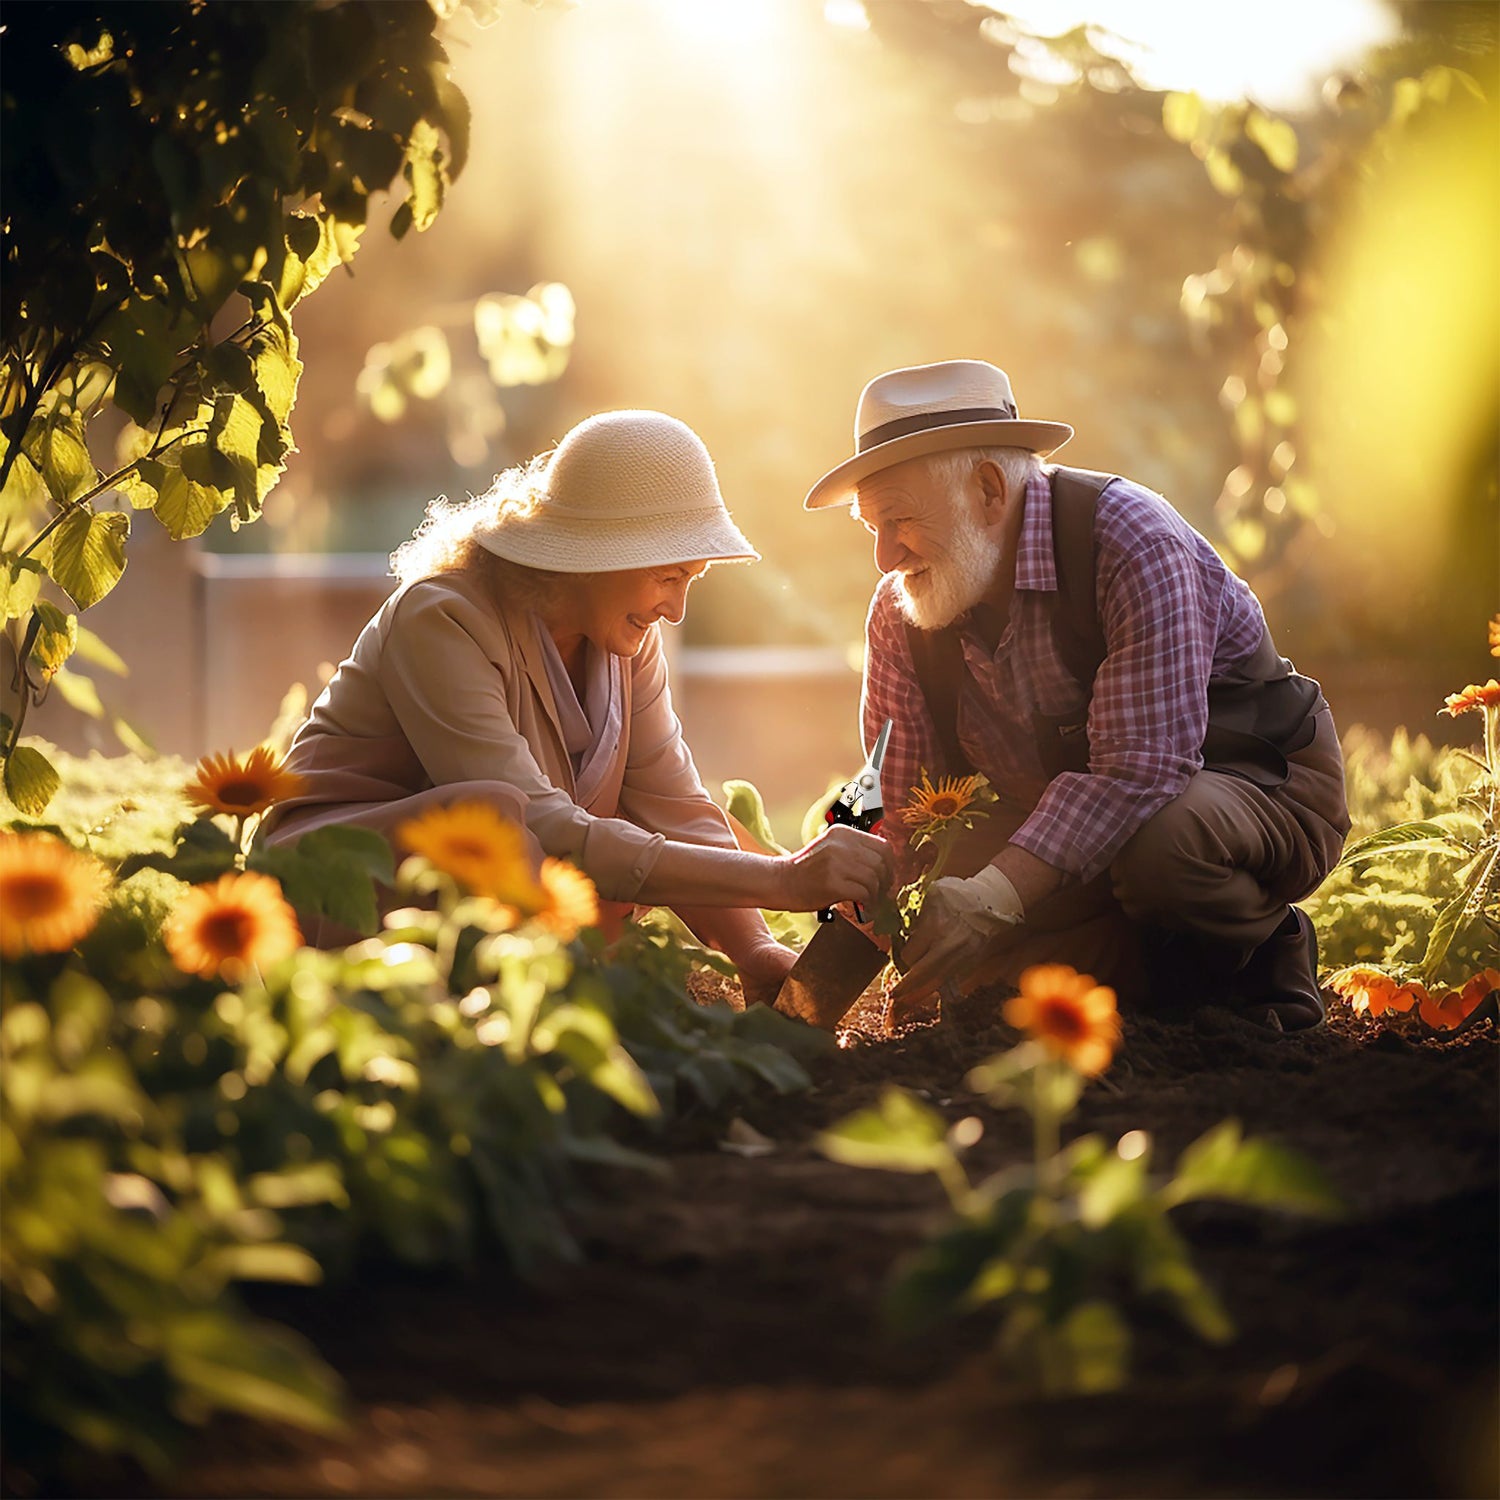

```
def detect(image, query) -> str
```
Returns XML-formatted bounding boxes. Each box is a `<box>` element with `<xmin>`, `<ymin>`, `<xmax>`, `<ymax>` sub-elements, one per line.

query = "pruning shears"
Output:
<box><xmin>818</xmin><ymin>717</ymin><xmax>893</xmax><ymax>924</ymax></box>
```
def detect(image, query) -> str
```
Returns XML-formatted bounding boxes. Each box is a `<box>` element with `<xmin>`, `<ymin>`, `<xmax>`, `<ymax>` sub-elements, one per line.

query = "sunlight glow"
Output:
<box><xmin>976</xmin><ymin>0</ymin><xmax>1400</xmax><ymax>108</ymax></box>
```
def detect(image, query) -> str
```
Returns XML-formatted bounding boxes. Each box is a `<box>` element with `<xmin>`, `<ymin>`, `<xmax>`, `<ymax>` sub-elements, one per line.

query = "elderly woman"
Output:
<box><xmin>261</xmin><ymin>410</ymin><xmax>891</xmax><ymax>1006</ymax></box>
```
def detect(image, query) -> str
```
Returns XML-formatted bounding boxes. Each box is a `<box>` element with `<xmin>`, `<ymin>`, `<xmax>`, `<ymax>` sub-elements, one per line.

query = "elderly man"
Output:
<box><xmin>804</xmin><ymin>359</ymin><xmax>1350</xmax><ymax>1031</ymax></box>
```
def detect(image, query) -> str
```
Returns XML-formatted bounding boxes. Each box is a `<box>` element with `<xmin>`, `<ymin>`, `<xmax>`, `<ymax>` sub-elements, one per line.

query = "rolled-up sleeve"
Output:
<box><xmin>377</xmin><ymin>587</ymin><xmax>669</xmax><ymax>901</ymax></box>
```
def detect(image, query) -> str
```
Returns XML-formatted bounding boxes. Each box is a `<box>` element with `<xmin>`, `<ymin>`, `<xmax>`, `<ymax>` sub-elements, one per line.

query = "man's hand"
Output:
<box><xmin>736</xmin><ymin>940</ymin><xmax>799</xmax><ymax>1011</ymax></box>
<box><xmin>887</xmin><ymin>866</ymin><xmax>1024</xmax><ymax>1015</ymax></box>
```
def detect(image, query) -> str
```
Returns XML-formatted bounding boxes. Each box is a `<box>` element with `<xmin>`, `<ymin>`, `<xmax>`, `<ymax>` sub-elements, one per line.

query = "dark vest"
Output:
<box><xmin>902</xmin><ymin>466</ymin><xmax>1323</xmax><ymax>788</ymax></box>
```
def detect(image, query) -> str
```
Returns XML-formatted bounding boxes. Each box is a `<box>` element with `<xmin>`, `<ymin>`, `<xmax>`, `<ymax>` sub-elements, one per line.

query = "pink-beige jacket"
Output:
<box><xmin>261</xmin><ymin>569</ymin><xmax>738</xmax><ymax>901</ymax></box>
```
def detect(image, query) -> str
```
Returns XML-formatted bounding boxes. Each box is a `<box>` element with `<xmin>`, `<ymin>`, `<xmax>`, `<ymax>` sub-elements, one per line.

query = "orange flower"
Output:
<box><xmin>163</xmin><ymin>871</ymin><xmax>302</xmax><ymax>981</ymax></box>
<box><xmin>901</xmin><ymin>770</ymin><xmax>990</xmax><ymax>829</ymax></box>
<box><xmin>1002</xmin><ymin>963</ymin><xmax>1120</xmax><ymax>1076</ymax></box>
<box><xmin>185</xmin><ymin>747</ymin><xmax>307</xmax><ymax>817</ymax></box>
<box><xmin>396</xmin><ymin>800</ymin><xmax>543</xmax><ymax>907</ymax></box>
<box><xmin>1327</xmin><ymin>966</ymin><xmax>1401</xmax><ymax>1016</ymax></box>
<box><xmin>532</xmin><ymin>858</ymin><xmax>600</xmax><ymax>941</ymax></box>
<box><xmin>1488</xmin><ymin>613</ymin><xmax>1500</xmax><ymax>658</ymax></box>
<box><xmin>1440</xmin><ymin>679</ymin><xmax>1500</xmax><ymax>717</ymax></box>
<box><xmin>1423</xmin><ymin>968</ymin><xmax>1500</xmax><ymax>1030</ymax></box>
<box><xmin>0</xmin><ymin>831</ymin><xmax>110</xmax><ymax>958</ymax></box>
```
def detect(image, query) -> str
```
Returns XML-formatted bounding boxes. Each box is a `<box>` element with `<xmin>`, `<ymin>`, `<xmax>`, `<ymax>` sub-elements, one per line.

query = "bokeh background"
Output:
<box><xmin>40</xmin><ymin>0</ymin><xmax>1499</xmax><ymax>831</ymax></box>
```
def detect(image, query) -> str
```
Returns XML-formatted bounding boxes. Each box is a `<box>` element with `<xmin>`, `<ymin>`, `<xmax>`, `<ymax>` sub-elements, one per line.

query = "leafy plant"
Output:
<box><xmin>818</xmin><ymin>964</ymin><xmax>1340</xmax><ymax>1394</ymax></box>
<box><xmin>1312</xmin><ymin>636</ymin><xmax>1499</xmax><ymax>1022</ymax></box>
<box><xmin>1</xmin><ymin>0</ymin><xmax>474</xmax><ymax>810</ymax></box>
<box><xmin>2</xmin><ymin>753</ymin><xmax>821</xmax><ymax>1483</ymax></box>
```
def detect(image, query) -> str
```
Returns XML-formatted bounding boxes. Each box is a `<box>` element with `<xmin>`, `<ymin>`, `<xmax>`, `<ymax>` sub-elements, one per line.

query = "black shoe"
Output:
<box><xmin>1236</xmin><ymin>908</ymin><xmax>1324</xmax><ymax>1033</ymax></box>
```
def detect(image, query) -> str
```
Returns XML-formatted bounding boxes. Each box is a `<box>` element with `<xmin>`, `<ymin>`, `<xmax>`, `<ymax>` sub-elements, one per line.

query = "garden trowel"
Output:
<box><xmin>774</xmin><ymin>910</ymin><xmax>889</xmax><ymax>1031</ymax></box>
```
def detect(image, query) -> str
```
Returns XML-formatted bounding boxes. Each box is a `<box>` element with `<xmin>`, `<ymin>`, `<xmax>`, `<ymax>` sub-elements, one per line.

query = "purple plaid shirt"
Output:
<box><xmin>862</xmin><ymin>470</ymin><xmax>1268</xmax><ymax>885</ymax></box>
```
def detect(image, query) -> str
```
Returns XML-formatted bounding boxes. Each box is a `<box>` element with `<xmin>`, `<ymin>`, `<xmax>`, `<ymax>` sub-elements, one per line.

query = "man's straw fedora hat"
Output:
<box><xmin>478</xmin><ymin>410</ymin><xmax>759</xmax><ymax>573</ymax></box>
<box><xmin>803</xmin><ymin>359</ymin><xmax>1073</xmax><ymax>511</ymax></box>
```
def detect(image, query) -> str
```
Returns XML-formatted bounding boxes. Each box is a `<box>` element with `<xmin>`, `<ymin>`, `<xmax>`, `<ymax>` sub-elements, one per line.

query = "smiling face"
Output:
<box><xmin>853</xmin><ymin>454</ymin><xmax>1009</xmax><ymax>630</ymax></box>
<box><xmin>558</xmin><ymin>561</ymin><xmax>709</xmax><ymax>658</ymax></box>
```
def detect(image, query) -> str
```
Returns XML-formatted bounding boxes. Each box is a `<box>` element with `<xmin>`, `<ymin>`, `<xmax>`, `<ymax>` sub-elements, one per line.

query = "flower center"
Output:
<box><xmin>444</xmin><ymin>837</ymin><xmax>493</xmax><ymax>862</ymax></box>
<box><xmin>1038</xmin><ymin>997</ymin><xmax>1087</xmax><ymax>1041</ymax></box>
<box><xmin>202</xmin><ymin>908</ymin><xmax>254</xmax><ymax>956</ymax></box>
<box><xmin>216</xmin><ymin>778</ymin><xmax>267</xmax><ymax>808</ymax></box>
<box><xmin>5</xmin><ymin>873</ymin><xmax>67</xmax><ymax>917</ymax></box>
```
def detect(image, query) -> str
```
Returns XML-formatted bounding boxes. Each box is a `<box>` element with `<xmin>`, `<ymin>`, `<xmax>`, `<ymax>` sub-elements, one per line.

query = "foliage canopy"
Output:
<box><xmin>0</xmin><ymin>0</ymin><xmax>471</xmax><ymax>809</ymax></box>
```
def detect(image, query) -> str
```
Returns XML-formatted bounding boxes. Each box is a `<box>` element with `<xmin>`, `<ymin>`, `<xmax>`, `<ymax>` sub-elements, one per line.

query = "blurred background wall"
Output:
<box><xmin>35</xmin><ymin>0</ymin><xmax>1498</xmax><ymax>832</ymax></box>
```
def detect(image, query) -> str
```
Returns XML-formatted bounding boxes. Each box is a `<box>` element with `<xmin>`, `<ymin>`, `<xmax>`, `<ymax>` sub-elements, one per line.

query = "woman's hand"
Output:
<box><xmin>736</xmin><ymin>940</ymin><xmax>798</xmax><ymax>1011</ymax></box>
<box><xmin>781</xmin><ymin>826</ymin><xmax>894</xmax><ymax>913</ymax></box>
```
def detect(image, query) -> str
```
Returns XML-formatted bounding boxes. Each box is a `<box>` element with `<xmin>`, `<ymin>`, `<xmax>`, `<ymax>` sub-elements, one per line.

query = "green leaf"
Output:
<box><xmin>1203</xmin><ymin>147</ymin><xmax>1244</xmax><ymax>198</ymax></box>
<box><xmin>52</xmin><ymin>668</ymin><xmax>106</xmax><ymax>717</ymax></box>
<box><xmin>29</xmin><ymin>414</ymin><xmax>98</xmax><ymax>504</ymax></box>
<box><xmin>1162</xmin><ymin>91</ymin><xmax>1203</xmax><ymax>144</ymax></box>
<box><xmin>250</xmin><ymin>327</ymin><xmax>302</xmax><ymax>431</ymax></box>
<box><xmin>251</xmin><ymin>823</ymin><xmax>394</xmax><ymax>936</ymax></box>
<box><xmin>47</xmin><ymin>508</ymin><xmax>129</xmax><ymax>609</ymax></box>
<box><xmin>1075</xmin><ymin>1148</ymin><xmax>1150</xmax><ymax>1229</ymax></box>
<box><xmin>207</xmin><ymin>1243</ymin><xmax>324</xmax><ymax>1286</ymax></box>
<box><xmin>114</xmin><ymin>456</ymin><xmax>166</xmax><ymax>511</ymax></box>
<box><xmin>721</xmin><ymin>778</ymin><xmax>789</xmax><ymax>854</ymax></box>
<box><xmin>1335</xmin><ymin>820</ymin><xmax>1460</xmax><ymax>867</ymax></box>
<box><xmin>152</xmin><ymin>466</ymin><xmax>221</xmax><ymax>540</ymax></box>
<box><xmin>205</xmin><ymin>393</ymin><xmax>267</xmax><ymax>516</ymax></box>
<box><xmin>30</xmin><ymin>600</ymin><xmax>78</xmax><ymax>681</ymax></box>
<box><xmin>0</xmin><ymin>438</ymin><xmax>48</xmax><ymax>522</ymax></box>
<box><xmin>0</xmin><ymin>552</ymin><xmax>44</xmax><ymax>620</ymax></box>
<box><xmin>246</xmin><ymin>1163</ymin><xmax>348</xmax><ymax>1210</ymax></box>
<box><xmin>95</xmin><ymin>298</ymin><xmax>189</xmax><ymax>428</ymax></box>
<box><xmin>401</xmin><ymin>118</ymin><xmax>444</xmax><ymax>233</ymax></box>
<box><xmin>1162</xmin><ymin>1120</ymin><xmax>1342</xmax><ymax>1217</ymax></box>
<box><xmin>4</xmin><ymin>744</ymin><xmax>61</xmax><ymax>816</ymax></box>
<box><xmin>1245</xmin><ymin>110</ymin><xmax>1299</xmax><ymax>172</ymax></box>
<box><xmin>73</xmin><ymin>624</ymin><xmax>128</xmax><ymax>676</ymax></box>
<box><xmin>1416</xmin><ymin>880</ymin><xmax>1476</xmax><ymax>982</ymax></box>
<box><xmin>164</xmin><ymin>1314</ymin><xmax>345</xmax><ymax>1435</ymax></box>
<box><xmin>1055</xmin><ymin>1300</ymin><xmax>1131</xmax><ymax>1393</ymax></box>
<box><xmin>1121</xmin><ymin>1207</ymin><xmax>1235</xmax><ymax>1344</ymax></box>
<box><xmin>816</xmin><ymin>1086</ymin><xmax>954</xmax><ymax>1175</ymax></box>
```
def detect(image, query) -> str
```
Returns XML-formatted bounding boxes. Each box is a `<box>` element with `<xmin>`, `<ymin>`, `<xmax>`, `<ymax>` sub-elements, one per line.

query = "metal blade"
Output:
<box><xmin>774</xmin><ymin>913</ymin><xmax>889</xmax><ymax>1031</ymax></box>
<box><xmin>869</xmin><ymin>717</ymin><xmax>893</xmax><ymax>772</ymax></box>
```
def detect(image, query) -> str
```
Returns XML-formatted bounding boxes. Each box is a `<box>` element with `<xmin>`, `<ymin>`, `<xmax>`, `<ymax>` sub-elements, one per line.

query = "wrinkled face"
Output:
<box><xmin>853</xmin><ymin>456</ymin><xmax>1006</xmax><ymax>630</ymax></box>
<box><xmin>572</xmin><ymin>561</ymin><xmax>708</xmax><ymax>657</ymax></box>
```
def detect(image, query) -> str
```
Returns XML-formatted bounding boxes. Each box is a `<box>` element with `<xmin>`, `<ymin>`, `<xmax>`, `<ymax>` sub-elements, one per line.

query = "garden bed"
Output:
<box><xmin>149</xmin><ymin>983</ymin><xmax>1497</xmax><ymax>1500</ymax></box>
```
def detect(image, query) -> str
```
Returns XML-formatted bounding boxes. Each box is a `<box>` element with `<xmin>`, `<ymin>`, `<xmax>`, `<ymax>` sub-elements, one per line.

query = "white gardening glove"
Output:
<box><xmin>887</xmin><ymin>866</ymin><xmax>1024</xmax><ymax>1009</ymax></box>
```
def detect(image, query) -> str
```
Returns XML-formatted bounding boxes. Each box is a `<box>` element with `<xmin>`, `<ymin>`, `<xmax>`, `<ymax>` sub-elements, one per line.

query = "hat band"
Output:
<box><xmin>857</xmin><ymin>402</ymin><xmax>1019</xmax><ymax>453</ymax></box>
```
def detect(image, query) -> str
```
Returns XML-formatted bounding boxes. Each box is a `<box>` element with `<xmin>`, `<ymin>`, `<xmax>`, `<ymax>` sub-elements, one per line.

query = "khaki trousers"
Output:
<box><xmin>938</xmin><ymin>707</ymin><xmax>1350</xmax><ymax>1004</ymax></box>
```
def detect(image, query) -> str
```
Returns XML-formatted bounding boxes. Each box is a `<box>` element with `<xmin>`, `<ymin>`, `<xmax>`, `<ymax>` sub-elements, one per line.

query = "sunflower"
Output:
<box><xmin>532</xmin><ymin>857</ymin><xmax>600</xmax><ymax>941</ymax></box>
<box><xmin>1002</xmin><ymin>963</ymin><xmax>1120</xmax><ymax>1076</ymax></box>
<box><xmin>396</xmin><ymin>800</ymin><xmax>544</xmax><ymax>907</ymax></box>
<box><xmin>0</xmin><ymin>831</ymin><xmax>111</xmax><ymax>958</ymax></box>
<box><xmin>901</xmin><ymin>769</ymin><xmax>991</xmax><ymax>830</ymax></box>
<box><xmin>1440</xmin><ymin>679</ymin><xmax>1500</xmax><ymax>717</ymax></box>
<box><xmin>185</xmin><ymin>746</ymin><xmax>307</xmax><ymax>817</ymax></box>
<box><xmin>163</xmin><ymin>871</ymin><xmax>302</xmax><ymax>981</ymax></box>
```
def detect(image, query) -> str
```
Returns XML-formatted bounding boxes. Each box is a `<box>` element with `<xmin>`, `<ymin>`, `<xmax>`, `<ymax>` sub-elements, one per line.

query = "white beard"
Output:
<box><xmin>894</xmin><ymin>506</ymin><xmax>1005</xmax><ymax>631</ymax></box>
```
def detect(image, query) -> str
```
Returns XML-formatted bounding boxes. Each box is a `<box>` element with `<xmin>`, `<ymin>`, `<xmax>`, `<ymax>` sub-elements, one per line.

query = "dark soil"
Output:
<box><xmin>157</xmin><ymin>981</ymin><xmax>1500</xmax><ymax>1497</ymax></box>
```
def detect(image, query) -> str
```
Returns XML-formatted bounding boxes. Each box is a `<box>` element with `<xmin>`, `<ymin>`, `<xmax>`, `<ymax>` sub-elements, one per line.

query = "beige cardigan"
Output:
<box><xmin>262</xmin><ymin>569</ymin><xmax>738</xmax><ymax>902</ymax></box>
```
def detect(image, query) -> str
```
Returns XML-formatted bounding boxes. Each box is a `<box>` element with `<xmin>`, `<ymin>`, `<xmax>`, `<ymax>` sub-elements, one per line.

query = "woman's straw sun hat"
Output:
<box><xmin>803</xmin><ymin>359</ymin><xmax>1073</xmax><ymax>511</ymax></box>
<box><xmin>477</xmin><ymin>410</ymin><xmax>759</xmax><ymax>573</ymax></box>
